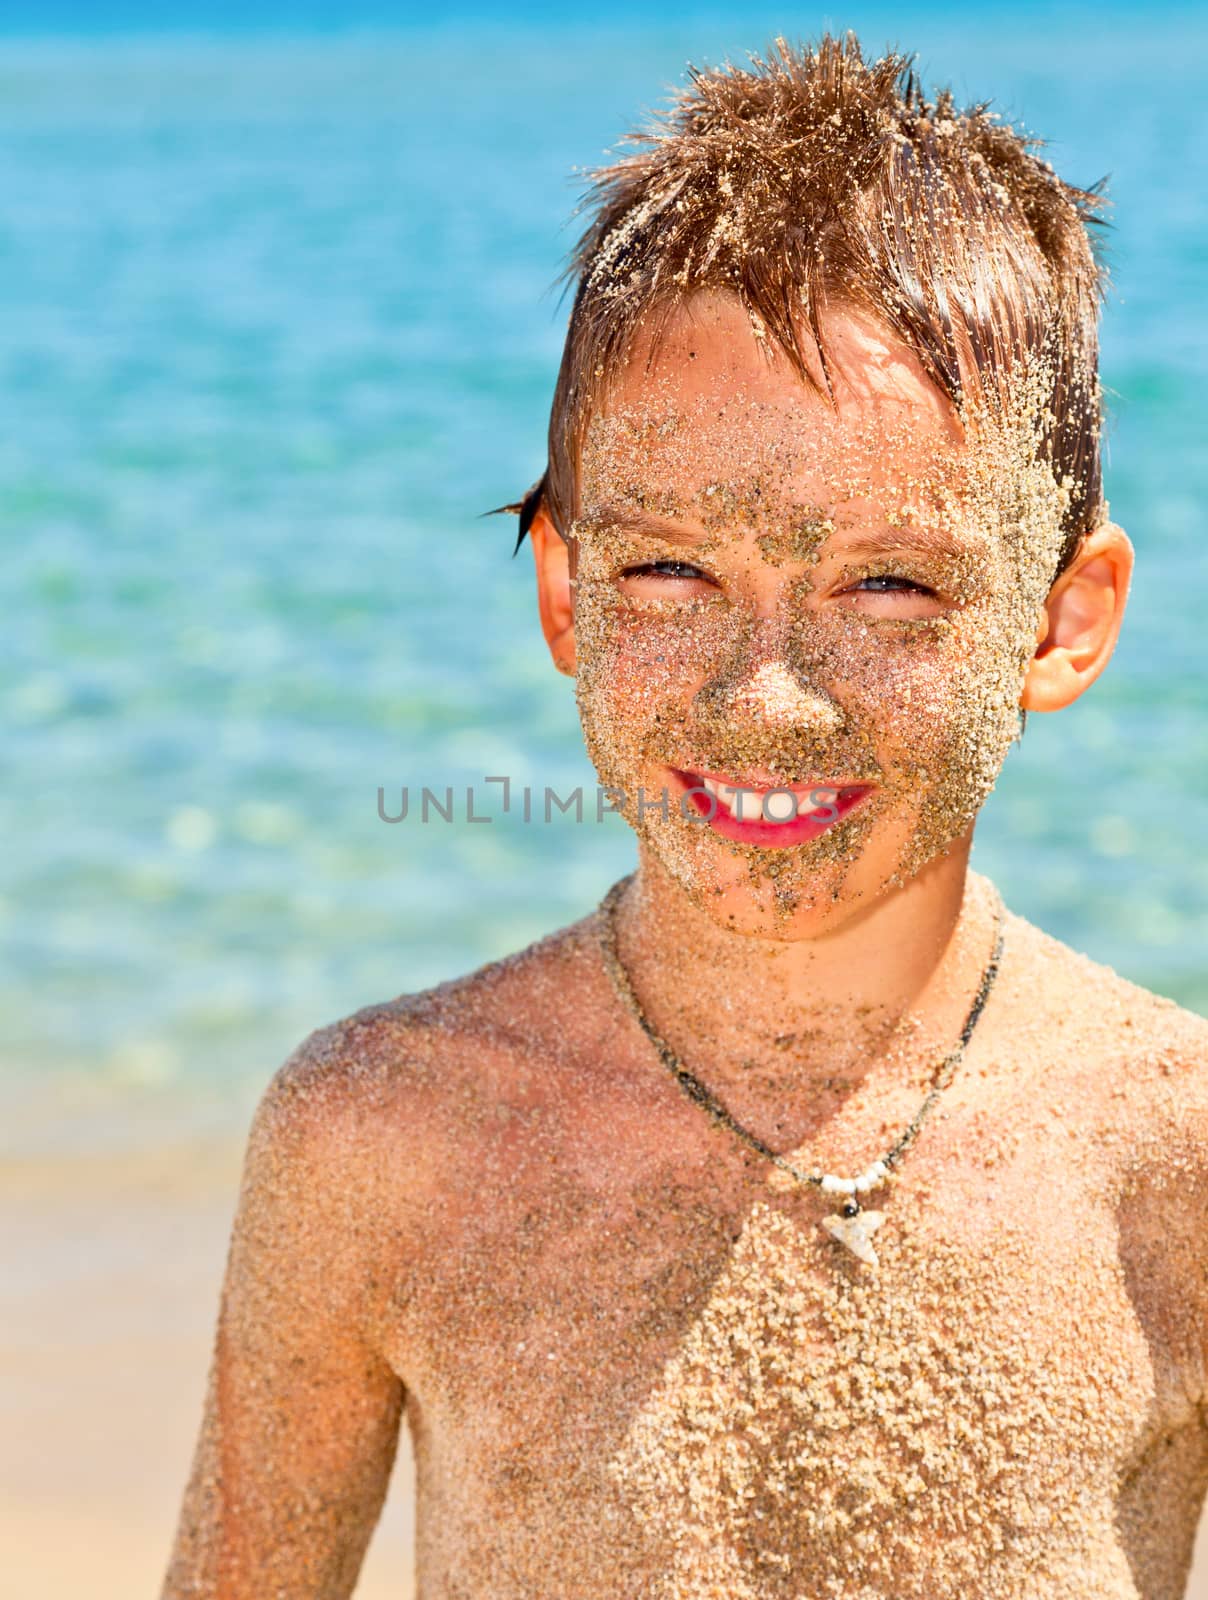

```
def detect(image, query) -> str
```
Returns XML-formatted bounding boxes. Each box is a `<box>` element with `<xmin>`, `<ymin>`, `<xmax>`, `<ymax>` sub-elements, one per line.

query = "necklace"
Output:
<box><xmin>597</xmin><ymin>873</ymin><xmax>1006</xmax><ymax>1267</ymax></box>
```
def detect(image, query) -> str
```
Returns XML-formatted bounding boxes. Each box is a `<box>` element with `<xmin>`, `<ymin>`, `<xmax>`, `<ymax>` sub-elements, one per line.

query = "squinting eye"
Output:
<box><xmin>620</xmin><ymin>560</ymin><xmax>714</xmax><ymax>582</ymax></box>
<box><xmin>854</xmin><ymin>574</ymin><xmax>937</xmax><ymax>597</ymax></box>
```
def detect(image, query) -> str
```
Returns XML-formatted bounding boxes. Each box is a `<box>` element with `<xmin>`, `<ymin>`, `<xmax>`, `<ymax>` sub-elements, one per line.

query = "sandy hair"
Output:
<box><xmin>504</xmin><ymin>31</ymin><xmax>1108</xmax><ymax>576</ymax></box>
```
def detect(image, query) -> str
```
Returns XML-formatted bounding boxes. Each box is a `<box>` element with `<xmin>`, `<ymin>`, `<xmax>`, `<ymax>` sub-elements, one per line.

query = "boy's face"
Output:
<box><xmin>566</xmin><ymin>292</ymin><xmax>1066</xmax><ymax>935</ymax></box>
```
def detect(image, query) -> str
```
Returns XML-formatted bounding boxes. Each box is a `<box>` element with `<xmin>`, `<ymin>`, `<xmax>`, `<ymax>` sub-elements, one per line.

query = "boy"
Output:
<box><xmin>162</xmin><ymin>33</ymin><xmax>1208</xmax><ymax>1600</ymax></box>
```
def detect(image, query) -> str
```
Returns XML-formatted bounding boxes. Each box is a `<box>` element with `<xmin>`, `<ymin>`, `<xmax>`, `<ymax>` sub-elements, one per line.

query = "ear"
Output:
<box><xmin>529</xmin><ymin>506</ymin><xmax>577</xmax><ymax>677</ymax></box>
<box><xmin>1020</xmin><ymin>521</ymin><xmax>1134</xmax><ymax>715</ymax></box>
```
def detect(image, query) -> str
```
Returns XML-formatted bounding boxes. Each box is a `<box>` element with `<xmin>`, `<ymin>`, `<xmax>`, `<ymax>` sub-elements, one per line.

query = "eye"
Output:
<box><xmin>852</xmin><ymin>574</ymin><xmax>937</xmax><ymax>597</ymax></box>
<box><xmin>824</xmin><ymin>565</ymin><xmax>950</xmax><ymax>622</ymax></box>
<box><xmin>619</xmin><ymin>560</ymin><xmax>715</xmax><ymax>583</ymax></box>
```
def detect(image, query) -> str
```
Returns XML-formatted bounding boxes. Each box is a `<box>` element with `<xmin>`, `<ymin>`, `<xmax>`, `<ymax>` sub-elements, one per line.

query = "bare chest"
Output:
<box><xmin>381</xmin><ymin>1052</ymin><xmax>1208</xmax><ymax>1597</ymax></box>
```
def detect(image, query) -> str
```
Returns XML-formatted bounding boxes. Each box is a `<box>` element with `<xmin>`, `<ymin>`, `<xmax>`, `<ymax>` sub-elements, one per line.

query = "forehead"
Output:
<box><xmin>578</xmin><ymin>292</ymin><xmax>967</xmax><ymax>527</ymax></box>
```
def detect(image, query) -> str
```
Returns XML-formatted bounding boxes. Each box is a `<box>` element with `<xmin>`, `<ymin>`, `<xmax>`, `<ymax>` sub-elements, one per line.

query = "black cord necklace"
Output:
<box><xmin>597</xmin><ymin>873</ymin><xmax>1006</xmax><ymax>1266</ymax></box>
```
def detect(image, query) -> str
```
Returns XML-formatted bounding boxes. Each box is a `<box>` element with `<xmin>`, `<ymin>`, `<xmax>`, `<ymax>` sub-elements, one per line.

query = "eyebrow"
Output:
<box><xmin>585</xmin><ymin>503</ymin><xmax>965</xmax><ymax>558</ymax></box>
<box><xmin>829</xmin><ymin>526</ymin><xmax>966</xmax><ymax>559</ymax></box>
<box><xmin>583</xmin><ymin>504</ymin><xmax>716</xmax><ymax>548</ymax></box>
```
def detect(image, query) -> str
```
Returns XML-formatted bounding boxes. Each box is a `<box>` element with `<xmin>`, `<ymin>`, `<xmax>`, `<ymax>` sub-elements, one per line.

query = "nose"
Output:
<box><xmin>723</xmin><ymin>659</ymin><xmax>844</xmax><ymax>730</ymax></box>
<box><xmin>698</xmin><ymin>617</ymin><xmax>845</xmax><ymax>734</ymax></box>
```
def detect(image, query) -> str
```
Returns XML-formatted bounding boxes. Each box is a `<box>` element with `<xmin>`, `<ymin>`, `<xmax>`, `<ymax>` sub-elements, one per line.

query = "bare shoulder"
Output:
<box><xmin>257</xmin><ymin>901</ymin><xmax>612</xmax><ymax>1196</ymax></box>
<box><xmin>990</xmin><ymin>888</ymin><xmax>1208</xmax><ymax>1131</ymax></box>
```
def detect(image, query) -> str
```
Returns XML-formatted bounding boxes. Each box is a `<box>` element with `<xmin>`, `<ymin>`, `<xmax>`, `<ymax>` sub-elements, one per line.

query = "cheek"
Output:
<box><xmin>573</xmin><ymin>581</ymin><xmax>742</xmax><ymax>734</ymax></box>
<box><xmin>782</xmin><ymin>615</ymin><xmax>960</xmax><ymax>739</ymax></box>
<box><xmin>571</xmin><ymin>583</ymin><xmax>663</xmax><ymax>784</ymax></box>
<box><xmin>823</xmin><ymin>600</ymin><xmax>1027</xmax><ymax>736</ymax></box>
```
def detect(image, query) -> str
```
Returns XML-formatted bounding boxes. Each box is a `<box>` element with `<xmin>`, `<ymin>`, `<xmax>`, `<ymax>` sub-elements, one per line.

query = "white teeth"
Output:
<box><xmin>764</xmin><ymin>790</ymin><xmax>798</xmax><ymax>822</ymax></box>
<box><xmin>697</xmin><ymin>776</ymin><xmax>841</xmax><ymax>824</ymax></box>
<box><xmin>700</xmin><ymin>776</ymin><xmax>760</xmax><ymax>821</ymax></box>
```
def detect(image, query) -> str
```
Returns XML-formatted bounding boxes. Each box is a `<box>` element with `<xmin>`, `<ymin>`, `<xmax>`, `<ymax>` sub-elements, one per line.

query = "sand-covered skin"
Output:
<box><xmin>158</xmin><ymin>305</ymin><xmax>1166</xmax><ymax>1599</ymax></box>
<box><xmin>158</xmin><ymin>275</ymin><xmax>1179</xmax><ymax>1600</ymax></box>
<box><xmin>160</xmin><ymin>877</ymin><xmax>1208</xmax><ymax>1599</ymax></box>
<box><xmin>564</xmin><ymin>289</ymin><xmax>1077</xmax><ymax>941</ymax></box>
<box><xmin>158</xmin><ymin>36</ymin><xmax>1195</xmax><ymax>1597</ymax></box>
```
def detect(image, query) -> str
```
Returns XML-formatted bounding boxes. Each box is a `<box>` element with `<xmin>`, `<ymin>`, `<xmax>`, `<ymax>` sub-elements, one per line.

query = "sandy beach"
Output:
<box><xmin>6</xmin><ymin>1118</ymin><xmax>1208</xmax><ymax>1599</ymax></box>
<box><xmin>3</xmin><ymin>1127</ymin><xmax>415</xmax><ymax>1599</ymax></box>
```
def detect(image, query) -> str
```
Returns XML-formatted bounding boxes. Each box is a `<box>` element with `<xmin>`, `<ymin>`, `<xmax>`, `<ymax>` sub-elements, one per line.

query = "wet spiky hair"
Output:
<box><xmin>501</xmin><ymin>31</ymin><xmax>1108</xmax><ymax>574</ymax></box>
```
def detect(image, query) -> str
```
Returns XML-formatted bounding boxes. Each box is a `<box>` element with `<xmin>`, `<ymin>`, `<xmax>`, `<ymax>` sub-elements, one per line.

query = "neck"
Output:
<box><xmin>606</xmin><ymin>841</ymin><xmax>1000</xmax><ymax>1143</ymax></box>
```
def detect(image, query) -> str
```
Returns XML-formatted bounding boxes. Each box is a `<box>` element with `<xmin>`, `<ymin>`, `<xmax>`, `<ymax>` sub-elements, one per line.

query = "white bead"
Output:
<box><xmin>821</xmin><ymin>1174</ymin><xmax>857</xmax><ymax>1195</ymax></box>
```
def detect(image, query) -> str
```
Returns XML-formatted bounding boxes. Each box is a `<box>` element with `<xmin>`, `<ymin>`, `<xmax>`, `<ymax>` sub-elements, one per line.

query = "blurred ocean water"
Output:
<box><xmin>4</xmin><ymin>4</ymin><xmax>1207</xmax><ymax>1145</ymax></box>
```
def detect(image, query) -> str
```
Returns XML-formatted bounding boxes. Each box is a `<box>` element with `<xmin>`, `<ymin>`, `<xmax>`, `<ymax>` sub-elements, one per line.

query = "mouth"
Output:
<box><xmin>667</xmin><ymin>765</ymin><xmax>877</xmax><ymax>848</ymax></box>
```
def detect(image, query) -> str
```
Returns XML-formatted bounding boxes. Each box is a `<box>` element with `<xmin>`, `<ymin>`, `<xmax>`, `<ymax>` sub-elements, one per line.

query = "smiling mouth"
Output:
<box><xmin>668</xmin><ymin>766</ymin><xmax>877</xmax><ymax>846</ymax></box>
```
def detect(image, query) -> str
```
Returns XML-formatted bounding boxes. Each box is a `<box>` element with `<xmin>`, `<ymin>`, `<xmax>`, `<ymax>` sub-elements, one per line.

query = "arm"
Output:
<box><xmin>160</xmin><ymin>1032</ymin><xmax>406</xmax><ymax>1599</ymax></box>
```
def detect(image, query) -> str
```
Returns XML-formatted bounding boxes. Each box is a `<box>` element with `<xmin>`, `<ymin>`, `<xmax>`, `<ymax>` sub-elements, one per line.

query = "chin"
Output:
<box><xmin>638</xmin><ymin>832</ymin><xmax>878</xmax><ymax>940</ymax></box>
<box><xmin>630</xmin><ymin>785</ymin><xmax>959</xmax><ymax>938</ymax></box>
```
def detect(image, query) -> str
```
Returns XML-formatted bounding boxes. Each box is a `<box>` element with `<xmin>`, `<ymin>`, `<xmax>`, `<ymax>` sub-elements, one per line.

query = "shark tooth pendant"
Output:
<box><xmin>820</xmin><ymin>1199</ymin><xmax>886</xmax><ymax>1266</ymax></box>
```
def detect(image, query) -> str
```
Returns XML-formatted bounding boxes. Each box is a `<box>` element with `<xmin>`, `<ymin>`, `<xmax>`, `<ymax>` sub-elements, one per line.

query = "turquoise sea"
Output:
<box><xmin>5</xmin><ymin>3</ymin><xmax>1207</xmax><ymax>1151</ymax></box>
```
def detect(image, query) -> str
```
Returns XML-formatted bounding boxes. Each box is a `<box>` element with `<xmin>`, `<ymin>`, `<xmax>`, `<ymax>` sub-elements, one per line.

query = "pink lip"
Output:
<box><xmin>668</xmin><ymin>767</ymin><xmax>876</xmax><ymax>848</ymax></box>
